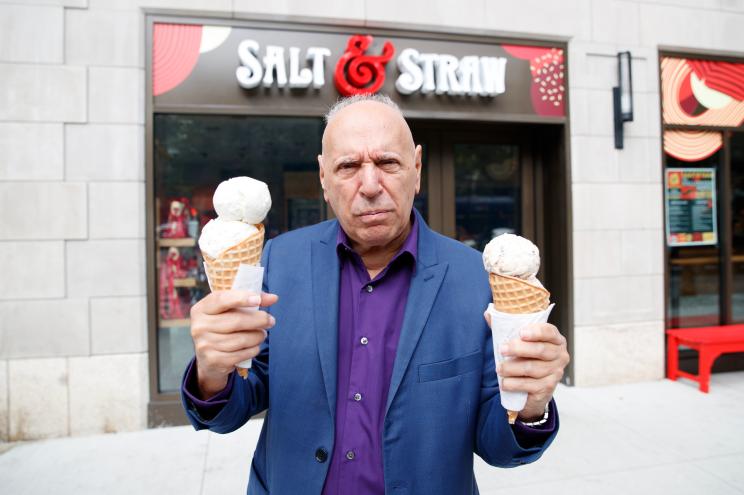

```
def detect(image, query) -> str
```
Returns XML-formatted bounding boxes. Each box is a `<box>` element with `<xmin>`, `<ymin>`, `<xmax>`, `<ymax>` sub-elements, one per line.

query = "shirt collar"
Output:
<box><xmin>336</xmin><ymin>211</ymin><xmax>419</xmax><ymax>263</ymax></box>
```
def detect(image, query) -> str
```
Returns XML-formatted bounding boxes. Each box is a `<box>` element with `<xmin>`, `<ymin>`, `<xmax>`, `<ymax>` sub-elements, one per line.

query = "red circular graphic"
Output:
<box><xmin>334</xmin><ymin>35</ymin><xmax>395</xmax><ymax>96</ymax></box>
<box><xmin>152</xmin><ymin>23</ymin><xmax>202</xmax><ymax>96</ymax></box>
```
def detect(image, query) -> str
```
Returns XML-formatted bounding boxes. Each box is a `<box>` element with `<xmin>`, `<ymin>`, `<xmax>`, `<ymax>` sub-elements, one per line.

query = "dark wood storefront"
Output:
<box><xmin>146</xmin><ymin>15</ymin><xmax>573</xmax><ymax>425</ymax></box>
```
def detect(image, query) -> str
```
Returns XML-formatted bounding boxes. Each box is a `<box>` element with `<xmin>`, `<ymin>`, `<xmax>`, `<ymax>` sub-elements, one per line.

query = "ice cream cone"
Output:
<box><xmin>202</xmin><ymin>224</ymin><xmax>265</xmax><ymax>291</ymax></box>
<box><xmin>489</xmin><ymin>272</ymin><xmax>550</xmax><ymax>315</ymax></box>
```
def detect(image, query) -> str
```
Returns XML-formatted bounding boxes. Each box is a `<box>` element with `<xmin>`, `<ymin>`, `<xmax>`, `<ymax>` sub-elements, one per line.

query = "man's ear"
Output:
<box><xmin>414</xmin><ymin>144</ymin><xmax>423</xmax><ymax>194</ymax></box>
<box><xmin>318</xmin><ymin>154</ymin><xmax>328</xmax><ymax>202</ymax></box>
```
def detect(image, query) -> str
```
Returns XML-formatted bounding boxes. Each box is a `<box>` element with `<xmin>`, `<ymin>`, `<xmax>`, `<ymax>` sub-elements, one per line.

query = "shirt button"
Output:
<box><xmin>360</xmin><ymin>336</ymin><xmax>369</xmax><ymax>345</ymax></box>
<box><xmin>353</xmin><ymin>393</ymin><xmax>362</xmax><ymax>401</ymax></box>
<box><xmin>315</xmin><ymin>448</ymin><xmax>328</xmax><ymax>463</ymax></box>
<box><xmin>365</xmin><ymin>285</ymin><xmax>373</xmax><ymax>293</ymax></box>
<box><xmin>346</xmin><ymin>450</ymin><xmax>355</xmax><ymax>460</ymax></box>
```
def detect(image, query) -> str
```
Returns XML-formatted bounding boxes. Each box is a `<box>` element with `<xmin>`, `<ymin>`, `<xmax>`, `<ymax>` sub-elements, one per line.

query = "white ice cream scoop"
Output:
<box><xmin>482</xmin><ymin>233</ymin><xmax>540</xmax><ymax>282</ymax></box>
<box><xmin>213</xmin><ymin>176</ymin><xmax>272</xmax><ymax>224</ymax></box>
<box><xmin>198</xmin><ymin>218</ymin><xmax>258</xmax><ymax>259</ymax></box>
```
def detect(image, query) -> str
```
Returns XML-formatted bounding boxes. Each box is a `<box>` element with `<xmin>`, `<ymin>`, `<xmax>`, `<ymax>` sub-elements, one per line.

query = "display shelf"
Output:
<box><xmin>159</xmin><ymin>318</ymin><xmax>191</xmax><ymax>328</ymax></box>
<box><xmin>158</xmin><ymin>237</ymin><xmax>197</xmax><ymax>248</ymax></box>
<box><xmin>173</xmin><ymin>277</ymin><xmax>197</xmax><ymax>288</ymax></box>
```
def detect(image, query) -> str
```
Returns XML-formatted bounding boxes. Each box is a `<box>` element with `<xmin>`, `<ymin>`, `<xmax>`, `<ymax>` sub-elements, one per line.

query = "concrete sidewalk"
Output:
<box><xmin>2</xmin><ymin>372</ymin><xmax>743</xmax><ymax>495</ymax></box>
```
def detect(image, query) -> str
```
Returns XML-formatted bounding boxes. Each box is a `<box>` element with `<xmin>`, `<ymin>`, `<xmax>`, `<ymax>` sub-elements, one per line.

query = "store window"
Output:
<box><xmin>665</xmin><ymin>151</ymin><xmax>722</xmax><ymax>328</ymax></box>
<box><xmin>153</xmin><ymin>114</ymin><xmax>324</xmax><ymax>392</ymax></box>
<box><xmin>661</xmin><ymin>54</ymin><xmax>744</xmax><ymax>329</ymax></box>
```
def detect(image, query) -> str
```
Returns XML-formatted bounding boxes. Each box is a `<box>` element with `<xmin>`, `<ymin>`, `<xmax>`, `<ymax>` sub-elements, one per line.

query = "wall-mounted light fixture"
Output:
<box><xmin>613</xmin><ymin>51</ymin><xmax>633</xmax><ymax>149</ymax></box>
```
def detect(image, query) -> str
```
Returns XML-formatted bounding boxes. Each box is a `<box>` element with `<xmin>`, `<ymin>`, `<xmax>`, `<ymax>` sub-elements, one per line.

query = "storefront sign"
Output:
<box><xmin>233</xmin><ymin>35</ymin><xmax>508</xmax><ymax>98</ymax></box>
<box><xmin>395</xmin><ymin>48</ymin><xmax>506</xmax><ymax>96</ymax></box>
<box><xmin>236</xmin><ymin>40</ymin><xmax>331</xmax><ymax>89</ymax></box>
<box><xmin>151</xmin><ymin>21</ymin><xmax>566</xmax><ymax>121</ymax></box>
<box><xmin>665</xmin><ymin>168</ymin><xmax>718</xmax><ymax>246</ymax></box>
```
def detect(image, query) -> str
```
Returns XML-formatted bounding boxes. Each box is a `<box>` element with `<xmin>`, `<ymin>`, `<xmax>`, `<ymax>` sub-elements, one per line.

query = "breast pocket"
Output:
<box><xmin>417</xmin><ymin>350</ymin><xmax>482</xmax><ymax>383</ymax></box>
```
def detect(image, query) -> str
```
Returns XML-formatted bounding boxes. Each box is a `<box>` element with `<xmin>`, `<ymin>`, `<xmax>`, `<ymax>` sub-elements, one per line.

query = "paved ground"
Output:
<box><xmin>2</xmin><ymin>372</ymin><xmax>743</xmax><ymax>495</ymax></box>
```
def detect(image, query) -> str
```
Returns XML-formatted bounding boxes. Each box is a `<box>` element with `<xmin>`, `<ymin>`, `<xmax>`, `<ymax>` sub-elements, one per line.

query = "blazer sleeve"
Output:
<box><xmin>180</xmin><ymin>239</ymin><xmax>274</xmax><ymax>434</ymax></box>
<box><xmin>473</xmin><ymin>317</ymin><xmax>559</xmax><ymax>467</ymax></box>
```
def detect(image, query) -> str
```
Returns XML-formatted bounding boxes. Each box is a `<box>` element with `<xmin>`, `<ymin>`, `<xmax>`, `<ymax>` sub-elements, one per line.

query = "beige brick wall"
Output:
<box><xmin>1</xmin><ymin>0</ymin><xmax>742</xmax><ymax>439</ymax></box>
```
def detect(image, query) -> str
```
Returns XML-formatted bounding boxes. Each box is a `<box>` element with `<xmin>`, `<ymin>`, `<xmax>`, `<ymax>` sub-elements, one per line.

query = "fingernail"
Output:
<box><xmin>247</xmin><ymin>295</ymin><xmax>261</xmax><ymax>306</ymax></box>
<box><xmin>499</xmin><ymin>344</ymin><xmax>509</xmax><ymax>354</ymax></box>
<box><xmin>268</xmin><ymin>315</ymin><xmax>276</xmax><ymax>327</ymax></box>
<box><xmin>496</xmin><ymin>363</ymin><xmax>503</xmax><ymax>373</ymax></box>
<box><xmin>520</xmin><ymin>328</ymin><xmax>533</xmax><ymax>338</ymax></box>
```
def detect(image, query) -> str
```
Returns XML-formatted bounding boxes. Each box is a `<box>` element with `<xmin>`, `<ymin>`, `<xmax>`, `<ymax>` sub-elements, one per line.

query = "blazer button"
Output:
<box><xmin>315</xmin><ymin>447</ymin><xmax>328</xmax><ymax>463</ymax></box>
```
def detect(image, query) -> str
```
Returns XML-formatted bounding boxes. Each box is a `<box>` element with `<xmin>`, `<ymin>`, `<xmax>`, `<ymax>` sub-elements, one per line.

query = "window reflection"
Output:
<box><xmin>454</xmin><ymin>144</ymin><xmax>520</xmax><ymax>251</ymax></box>
<box><xmin>666</xmin><ymin>152</ymin><xmax>722</xmax><ymax>328</ymax></box>
<box><xmin>153</xmin><ymin>114</ymin><xmax>323</xmax><ymax>392</ymax></box>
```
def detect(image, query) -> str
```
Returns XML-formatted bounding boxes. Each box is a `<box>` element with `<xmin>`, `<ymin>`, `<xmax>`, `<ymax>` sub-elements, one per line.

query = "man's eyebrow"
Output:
<box><xmin>370</xmin><ymin>151</ymin><xmax>402</xmax><ymax>161</ymax></box>
<box><xmin>333</xmin><ymin>155</ymin><xmax>362</xmax><ymax>166</ymax></box>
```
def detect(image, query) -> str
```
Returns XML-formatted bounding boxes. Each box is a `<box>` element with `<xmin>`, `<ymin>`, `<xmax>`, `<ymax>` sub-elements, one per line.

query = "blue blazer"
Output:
<box><xmin>183</xmin><ymin>211</ymin><xmax>558</xmax><ymax>494</ymax></box>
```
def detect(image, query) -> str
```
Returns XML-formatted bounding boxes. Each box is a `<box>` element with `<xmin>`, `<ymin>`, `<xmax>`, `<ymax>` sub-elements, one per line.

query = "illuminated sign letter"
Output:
<box><xmin>307</xmin><ymin>47</ymin><xmax>331</xmax><ymax>89</ymax></box>
<box><xmin>288</xmin><ymin>47</ymin><xmax>312</xmax><ymax>88</ymax></box>
<box><xmin>395</xmin><ymin>48</ymin><xmax>424</xmax><ymax>95</ymax></box>
<box><xmin>263</xmin><ymin>45</ymin><xmax>288</xmax><ymax>87</ymax></box>
<box><xmin>236</xmin><ymin>39</ymin><xmax>263</xmax><ymax>89</ymax></box>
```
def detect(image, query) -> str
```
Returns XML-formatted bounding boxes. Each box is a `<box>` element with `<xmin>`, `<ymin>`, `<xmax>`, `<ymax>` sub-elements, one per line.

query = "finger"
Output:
<box><xmin>500</xmin><ymin>339</ymin><xmax>562</xmax><ymax>361</ymax></box>
<box><xmin>205</xmin><ymin>309</ymin><xmax>276</xmax><ymax>334</ymax></box>
<box><xmin>497</xmin><ymin>358</ymin><xmax>556</xmax><ymax>379</ymax></box>
<box><xmin>501</xmin><ymin>375</ymin><xmax>559</xmax><ymax>395</ymax></box>
<box><xmin>259</xmin><ymin>292</ymin><xmax>279</xmax><ymax>308</ymax></box>
<box><xmin>200</xmin><ymin>290</ymin><xmax>263</xmax><ymax>315</ymax></box>
<box><xmin>519</xmin><ymin>323</ymin><xmax>566</xmax><ymax>346</ymax></box>
<box><xmin>201</xmin><ymin>347</ymin><xmax>263</xmax><ymax>374</ymax></box>
<box><xmin>211</xmin><ymin>329</ymin><xmax>267</xmax><ymax>352</ymax></box>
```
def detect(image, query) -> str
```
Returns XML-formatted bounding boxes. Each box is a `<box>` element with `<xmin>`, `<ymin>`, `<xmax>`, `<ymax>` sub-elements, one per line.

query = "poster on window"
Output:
<box><xmin>665</xmin><ymin>168</ymin><xmax>717</xmax><ymax>247</ymax></box>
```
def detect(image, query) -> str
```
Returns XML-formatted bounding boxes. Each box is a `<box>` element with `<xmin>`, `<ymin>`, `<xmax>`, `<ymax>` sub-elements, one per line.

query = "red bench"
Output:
<box><xmin>666</xmin><ymin>324</ymin><xmax>744</xmax><ymax>393</ymax></box>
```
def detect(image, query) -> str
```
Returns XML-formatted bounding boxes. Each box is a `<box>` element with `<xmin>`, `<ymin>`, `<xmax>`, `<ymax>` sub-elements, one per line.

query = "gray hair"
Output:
<box><xmin>323</xmin><ymin>93</ymin><xmax>403</xmax><ymax>124</ymax></box>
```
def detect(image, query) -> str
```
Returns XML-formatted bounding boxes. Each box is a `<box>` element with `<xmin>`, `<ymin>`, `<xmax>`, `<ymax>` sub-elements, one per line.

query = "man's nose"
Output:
<box><xmin>358</xmin><ymin>163</ymin><xmax>382</xmax><ymax>198</ymax></box>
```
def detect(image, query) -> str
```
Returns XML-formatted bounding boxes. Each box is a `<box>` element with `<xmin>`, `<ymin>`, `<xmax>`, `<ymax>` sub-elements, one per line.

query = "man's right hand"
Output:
<box><xmin>190</xmin><ymin>290</ymin><xmax>278</xmax><ymax>399</ymax></box>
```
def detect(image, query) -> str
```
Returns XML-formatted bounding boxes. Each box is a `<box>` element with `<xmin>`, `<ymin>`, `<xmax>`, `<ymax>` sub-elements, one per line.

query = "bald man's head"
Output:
<box><xmin>317</xmin><ymin>96</ymin><xmax>422</xmax><ymax>251</ymax></box>
<box><xmin>321</xmin><ymin>95</ymin><xmax>416</xmax><ymax>158</ymax></box>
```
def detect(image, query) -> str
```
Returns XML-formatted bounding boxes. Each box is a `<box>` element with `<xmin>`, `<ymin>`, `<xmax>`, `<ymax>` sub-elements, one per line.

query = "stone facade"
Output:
<box><xmin>1</xmin><ymin>0</ymin><xmax>743</xmax><ymax>439</ymax></box>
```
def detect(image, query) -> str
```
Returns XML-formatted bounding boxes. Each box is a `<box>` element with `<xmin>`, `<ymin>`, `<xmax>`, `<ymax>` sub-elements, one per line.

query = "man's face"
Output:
<box><xmin>318</xmin><ymin>101</ymin><xmax>422</xmax><ymax>249</ymax></box>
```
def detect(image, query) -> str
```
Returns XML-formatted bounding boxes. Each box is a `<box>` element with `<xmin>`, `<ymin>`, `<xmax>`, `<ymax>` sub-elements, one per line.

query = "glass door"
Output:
<box><xmin>450</xmin><ymin>141</ymin><xmax>524</xmax><ymax>251</ymax></box>
<box><xmin>410</xmin><ymin>122</ymin><xmax>537</xmax><ymax>254</ymax></box>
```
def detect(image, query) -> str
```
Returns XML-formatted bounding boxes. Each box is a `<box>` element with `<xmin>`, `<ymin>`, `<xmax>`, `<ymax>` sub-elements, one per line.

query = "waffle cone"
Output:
<box><xmin>203</xmin><ymin>224</ymin><xmax>264</xmax><ymax>291</ymax></box>
<box><xmin>489</xmin><ymin>272</ymin><xmax>550</xmax><ymax>314</ymax></box>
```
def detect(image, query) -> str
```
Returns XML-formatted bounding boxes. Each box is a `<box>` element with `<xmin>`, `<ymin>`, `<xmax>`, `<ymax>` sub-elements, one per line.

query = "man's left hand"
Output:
<box><xmin>484</xmin><ymin>315</ymin><xmax>570</xmax><ymax>422</ymax></box>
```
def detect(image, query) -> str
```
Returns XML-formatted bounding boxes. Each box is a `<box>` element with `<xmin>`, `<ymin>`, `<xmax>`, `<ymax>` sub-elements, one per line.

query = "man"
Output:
<box><xmin>182</xmin><ymin>94</ymin><xmax>570</xmax><ymax>494</ymax></box>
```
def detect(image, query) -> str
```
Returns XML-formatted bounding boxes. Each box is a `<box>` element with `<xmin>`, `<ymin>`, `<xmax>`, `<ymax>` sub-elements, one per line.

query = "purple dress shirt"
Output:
<box><xmin>182</xmin><ymin>215</ymin><xmax>556</xmax><ymax>494</ymax></box>
<box><xmin>321</xmin><ymin>217</ymin><xmax>418</xmax><ymax>494</ymax></box>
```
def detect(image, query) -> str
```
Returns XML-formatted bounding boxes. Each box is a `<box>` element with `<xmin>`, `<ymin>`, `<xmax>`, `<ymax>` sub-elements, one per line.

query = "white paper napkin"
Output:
<box><xmin>486</xmin><ymin>303</ymin><xmax>555</xmax><ymax>414</ymax></box>
<box><xmin>230</xmin><ymin>264</ymin><xmax>265</xmax><ymax>370</ymax></box>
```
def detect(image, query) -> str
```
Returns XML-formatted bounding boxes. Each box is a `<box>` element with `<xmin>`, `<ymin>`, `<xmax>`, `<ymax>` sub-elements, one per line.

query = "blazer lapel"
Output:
<box><xmin>385</xmin><ymin>213</ymin><xmax>448</xmax><ymax>416</ymax></box>
<box><xmin>311</xmin><ymin>221</ymin><xmax>341</xmax><ymax>421</ymax></box>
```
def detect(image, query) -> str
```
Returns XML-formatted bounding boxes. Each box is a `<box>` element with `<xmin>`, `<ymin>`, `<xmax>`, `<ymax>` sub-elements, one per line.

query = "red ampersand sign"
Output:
<box><xmin>334</xmin><ymin>35</ymin><xmax>395</xmax><ymax>96</ymax></box>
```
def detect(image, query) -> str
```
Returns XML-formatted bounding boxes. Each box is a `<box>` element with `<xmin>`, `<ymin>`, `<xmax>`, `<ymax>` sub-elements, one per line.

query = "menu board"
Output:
<box><xmin>665</xmin><ymin>168</ymin><xmax>717</xmax><ymax>247</ymax></box>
